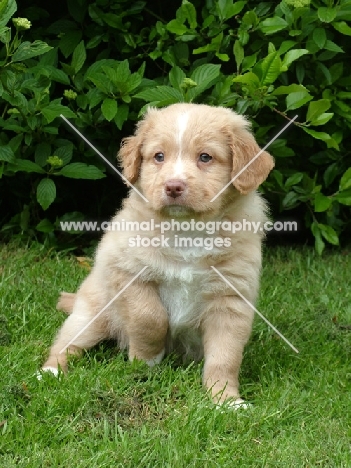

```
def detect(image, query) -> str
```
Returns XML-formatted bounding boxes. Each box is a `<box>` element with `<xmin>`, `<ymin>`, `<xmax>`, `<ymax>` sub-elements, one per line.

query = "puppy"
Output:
<box><xmin>41</xmin><ymin>103</ymin><xmax>274</xmax><ymax>406</ymax></box>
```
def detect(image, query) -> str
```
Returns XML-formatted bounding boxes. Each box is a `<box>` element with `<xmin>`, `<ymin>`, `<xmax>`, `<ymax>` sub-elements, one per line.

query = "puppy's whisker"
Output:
<box><xmin>60</xmin><ymin>115</ymin><xmax>149</xmax><ymax>203</ymax></box>
<box><xmin>211</xmin><ymin>266</ymin><xmax>299</xmax><ymax>354</ymax></box>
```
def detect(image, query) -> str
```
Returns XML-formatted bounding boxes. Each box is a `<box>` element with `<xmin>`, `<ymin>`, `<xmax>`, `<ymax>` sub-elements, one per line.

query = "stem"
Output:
<box><xmin>273</xmin><ymin>108</ymin><xmax>304</xmax><ymax>127</ymax></box>
<box><xmin>144</xmin><ymin>7</ymin><xmax>166</xmax><ymax>24</ymax></box>
<box><xmin>1</xmin><ymin>104</ymin><xmax>8</xmax><ymax>119</ymax></box>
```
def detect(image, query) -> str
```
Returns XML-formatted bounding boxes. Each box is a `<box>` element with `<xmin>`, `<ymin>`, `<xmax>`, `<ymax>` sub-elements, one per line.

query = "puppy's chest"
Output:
<box><xmin>157</xmin><ymin>263</ymin><xmax>204</xmax><ymax>333</ymax></box>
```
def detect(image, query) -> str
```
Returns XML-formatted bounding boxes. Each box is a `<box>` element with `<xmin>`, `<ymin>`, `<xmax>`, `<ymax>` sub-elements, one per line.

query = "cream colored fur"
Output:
<box><xmin>42</xmin><ymin>103</ymin><xmax>274</xmax><ymax>405</ymax></box>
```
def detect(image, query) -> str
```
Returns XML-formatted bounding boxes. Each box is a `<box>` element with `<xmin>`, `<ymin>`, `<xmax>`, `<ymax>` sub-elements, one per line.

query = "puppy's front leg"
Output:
<box><xmin>123</xmin><ymin>282</ymin><xmax>169</xmax><ymax>366</ymax></box>
<box><xmin>201</xmin><ymin>297</ymin><xmax>254</xmax><ymax>405</ymax></box>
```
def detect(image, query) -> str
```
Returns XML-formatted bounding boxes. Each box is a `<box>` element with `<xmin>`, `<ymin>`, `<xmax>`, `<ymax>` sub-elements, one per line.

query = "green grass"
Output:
<box><xmin>1</xmin><ymin>241</ymin><xmax>350</xmax><ymax>467</ymax></box>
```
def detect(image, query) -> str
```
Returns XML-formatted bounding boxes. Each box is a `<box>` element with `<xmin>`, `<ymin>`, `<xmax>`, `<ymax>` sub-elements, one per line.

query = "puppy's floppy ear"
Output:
<box><xmin>117</xmin><ymin>135</ymin><xmax>142</xmax><ymax>184</ymax></box>
<box><xmin>230</xmin><ymin>130</ymin><xmax>275</xmax><ymax>195</ymax></box>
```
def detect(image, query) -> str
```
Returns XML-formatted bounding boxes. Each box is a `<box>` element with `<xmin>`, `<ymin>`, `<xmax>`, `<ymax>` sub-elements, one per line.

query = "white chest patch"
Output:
<box><xmin>158</xmin><ymin>262</ymin><xmax>203</xmax><ymax>333</ymax></box>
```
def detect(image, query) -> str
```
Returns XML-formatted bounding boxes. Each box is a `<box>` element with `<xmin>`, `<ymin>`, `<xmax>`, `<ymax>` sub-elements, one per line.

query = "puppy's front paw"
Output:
<box><xmin>36</xmin><ymin>366</ymin><xmax>60</xmax><ymax>380</ymax></box>
<box><xmin>216</xmin><ymin>398</ymin><xmax>252</xmax><ymax>411</ymax></box>
<box><xmin>228</xmin><ymin>398</ymin><xmax>252</xmax><ymax>410</ymax></box>
<box><xmin>145</xmin><ymin>349</ymin><xmax>165</xmax><ymax>367</ymax></box>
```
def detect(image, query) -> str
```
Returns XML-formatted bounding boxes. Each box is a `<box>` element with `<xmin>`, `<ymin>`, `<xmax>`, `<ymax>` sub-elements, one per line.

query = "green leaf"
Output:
<box><xmin>269</xmin><ymin>138</ymin><xmax>295</xmax><ymax>157</ymax></box>
<box><xmin>167</xmin><ymin>19</ymin><xmax>187</xmax><ymax>35</ymax></box>
<box><xmin>281</xmin><ymin>49</ymin><xmax>309</xmax><ymax>69</ymax></box>
<box><xmin>233</xmin><ymin>72</ymin><xmax>260</xmax><ymax>86</ymax></box>
<box><xmin>169</xmin><ymin>66</ymin><xmax>186</xmax><ymax>91</ymax></box>
<box><xmin>55</xmin><ymin>144</ymin><xmax>73</xmax><ymax>166</ymax></box>
<box><xmin>272</xmin><ymin>84</ymin><xmax>307</xmax><ymax>95</ymax></box>
<box><xmin>319</xmin><ymin>224</ymin><xmax>339</xmax><ymax>245</ymax></box>
<box><xmin>216</xmin><ymin>53</ymin><xmax>229</xmax><ymax>62</ymax></box>
<box><xmin>35</xmin><ymin>143</ymin><xmax>51</xmax><ymax>167</ymax></box>
<box><xmin>218</xmin><ymin>0</ymin><xmax>246</xmax><ymax>21</ymax></box>
<box><xmin>0</xmin><ymin>26</ymin><xmax>11</xmax><ymax>45</ymax></box>
<box><xmin>316</xmin><ymin>62</ymin><xmax>332</xmax><ymax>85</ymax></box>
<box><xmin>8</xmin><ymin>160</ymin><xmax>45</xmax><ymax>174</ymax></box>
<box><xmin>310</xmin><ymin>113</ymin><xmax>334</xmax><ymax>126</ymax></box>
<box><xmin>314</xmin><ymin>193</ymin><xmax>332</xmax><ymax>212</ymax></box>
<box><xmin>58</xmin><ymin>162</ymin><xmax>105</xmax><ymax>180</ymax></box>
<box><xmin>318</xmin><ymin>7</ymin><xmax>337</xmax><ymax>23</ymax></box>
<box><xmin>11</xmin><ymin>41</ymin><xmax>53</xmax><ymax>62</ymax></box>
<box><xmin>286</xmin><ymin>91</ymin><xmax>313</xmax><ymax>110</ymax></box>
<box><xmin>332</xmin><ymin>21</ymin><xmax>351</xmax><ymax>36</ymax></box>
<box><xmin>8</xmin><ymin>134</ymin><xmax>23</xmax><ymax>153</ymax></box>
<box><xmin>124</xmin><ymin>73</ymin><xmax>142</xmax><ymax>93</ymax></box>
<box><xmin>41</xmin><ymin>100</ymin><xmax>76</xmax><ymax>123</ymax></box>
<box><xmin>259</xmin><ymin>17</ymin><xmax>288</xmax><ymax>35</ymax></box>
<box><xmin>135</xmin><ymin>86</ymin><xmax>183</xmax><ymax>103</ymax></box>
<box><xmin>188</xmin><ymin>64</ymin><xmax>221</xmax><ymax>99</ymax></box>
<box><xmin>282</xmin><ymin>191</ymin><xmax>301</xmax><ymax>209</ymax></box>
<box><xmin>313</xmin><ymin>28</ymin><xmax>327</xmax><ymax>48</ymax></box>
<box><xmin>311</xmin><ymin>222</ymin><xmax>325</xmax><ymax>255</ymax></box>
<box><xmin>303</xmin><ymin>128</ymin><xmax>339</xmax><ymax>149</ymax></box>
<box><xmin>101</xmin><ymin>12</ymin><xmax>123</xmax><ymax>28</ymax></box>
<box><xmin>241</xmin><ymin>53</ymin><xmax>257</xmax><ymax>72</ymax></box>
<box><xmin>306</xmin><ymin>99</ymin><xmax>331</xmax><ymax>122</ymax></box>
<box><xmin>334</xmin><ymin>189</ymin><xmax>351</xmax><ymax>206</ymax></box>
<box><xmin>285</xmin><ymin>173</ymin><xmax>303</xmax><ymax>188</ymax></box>
<box><xmin>36</xmin><ymin>218</ymin><xmax>55</xmax><ymax>233</ymax></box>
<box><xmin>329</xmin><ymin>63</ymin><xmax>343</xmax><ymax>84</ymax></box>
<box><xmin>0</xmin><ymin>145</ymin><xmax>15</xmax><ymax>162</ymax></box>
<box><xmin>86</xmin><ymin>34</ymin><xmax>103</xmax><ymax>49</ymax></box>
<box><xmin>256</xmin><ymin>52</ymin><xmax>282</xmax><ymax>85</ymax></box>
<box><xmin>59</xmin><ymin>30</ymin><xmax>82</xmax><ymax>58</ymax></box>
<box><xmin>0</xmin><ymin>0</ymin><xmax>17</xmax><ymax>28</ymax></box>
<box><xmin>101</xmin><ymin>98</ymin><xmax>117</xmax><ymax>121</ymax></box>
<box><xmin>71</xmin><ymin>41</ymin><xmax>86</xmax><ymax>74</ymax></box>
<box><xmin>277</xmin><ymin>40</ymin><xmax>296</xmax><ymax>55</ymax></box>
<box><xmin>193</xmin><ymin>44</ymin><xmax>216</xmax><ymax>55</ymax></box>
<box><xmin>323</xmin><ymin>163</ymin><xmax>339</xmax><ymax>187</ymax></box>
<box><xmin>37</xmin><ymin>178</ymin><xmax>56</xmax><ymax>210</ymax></box>
<box><xmin>87</xmin><ymin>88</ymin><xmax>104</xmax><ymax>109</ymax></box>
<box><xmin>340</xmin><ymin>168</ymin><xmax>351</xmax><ymax>191</ymax></box>
<box><xmin>181</xmin><ymin>0</ymin><xmax>197</xmax><ymax>28</ymax></box>
<box><xmin>47</xmin><ymin>66</ymin><xmax>70</xmax><ymax>85</ymax></box>
<box><xmin>114</xmin><ymin>104</ymin><xmax>129</xmax><ymax>130</ymax></box>
<box><xmin>116</xmin><ymin>60</ymin><xmax>131</xmax><ymax>82</ymax></box>
<box><xmin>324</xmin><ymin>40</ymin><xmax>344</xmax><ymax>53</ymax></box>
<box><xmin>233</xmin><ymin>40</ymin><xmax>244</xmax><ymax>70</ymax></box>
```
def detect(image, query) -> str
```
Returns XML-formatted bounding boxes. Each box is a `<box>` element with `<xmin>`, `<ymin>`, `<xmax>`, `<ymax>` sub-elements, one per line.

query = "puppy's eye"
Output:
<box><xmin>154</xmin><ymin>152</ymin><xmax>164</xmax><ymax>163</ymax></box>
<box><xmin>199</xmin><ymin>153</ymin><xmax>212</xmax><ymax>163</ymax></box>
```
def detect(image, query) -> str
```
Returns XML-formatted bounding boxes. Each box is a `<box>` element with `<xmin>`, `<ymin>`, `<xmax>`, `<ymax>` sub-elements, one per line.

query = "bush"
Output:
<box><xmin>0</xmin><ymin>0</ymin><xmax>351</xmax><ymax>253</ymax></box>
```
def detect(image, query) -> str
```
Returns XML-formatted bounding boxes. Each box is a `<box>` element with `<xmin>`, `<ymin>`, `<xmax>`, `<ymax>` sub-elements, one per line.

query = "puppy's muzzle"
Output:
<box><xmin>165</xmin><ymin>179</ymin><xmax>186</xmax><ymax>199</ymax></box>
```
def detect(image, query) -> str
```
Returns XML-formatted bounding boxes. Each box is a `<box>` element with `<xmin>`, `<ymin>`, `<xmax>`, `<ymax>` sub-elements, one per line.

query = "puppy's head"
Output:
<box><xmin>118</xmin><ymin>104</ymin><xmax>274</xmax><ymax>216</ymax></box>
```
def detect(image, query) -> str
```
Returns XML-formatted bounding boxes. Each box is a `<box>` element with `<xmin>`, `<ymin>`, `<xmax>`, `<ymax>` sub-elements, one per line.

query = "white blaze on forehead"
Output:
<box><xmin>172</xmin><ymin>112</ymin><xmax>189</xmax><ymax>178</ymax></box>
<box><xmin>176</xmin><ymin>112</ymin><xmax>189</xmax><ymax>145</ymax></box>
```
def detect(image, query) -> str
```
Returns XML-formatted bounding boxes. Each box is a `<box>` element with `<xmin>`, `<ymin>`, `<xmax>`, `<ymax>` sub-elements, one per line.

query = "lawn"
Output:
<box><xmin>0</xmin><ymin>241</ymin><xmax>350</xmax><ymax>467</ymax></box>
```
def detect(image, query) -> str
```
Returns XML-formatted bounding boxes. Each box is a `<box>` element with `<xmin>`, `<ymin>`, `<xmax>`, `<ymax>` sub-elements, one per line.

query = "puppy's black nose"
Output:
<box><xmin>165</xmin><ymin>179</ymin><xmax>186</xmax><ymax>199</ymax></box>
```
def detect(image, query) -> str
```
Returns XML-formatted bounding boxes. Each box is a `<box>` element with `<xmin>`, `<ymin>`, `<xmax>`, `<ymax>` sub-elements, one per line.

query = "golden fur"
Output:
<box><xmin>42</xmin><ymin>103</ymin><xmax>274</xmax><ymax>405</ymax></box>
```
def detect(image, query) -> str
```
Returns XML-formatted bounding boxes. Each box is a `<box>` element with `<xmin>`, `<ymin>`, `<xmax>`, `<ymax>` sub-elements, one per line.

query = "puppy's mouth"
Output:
<box><xmin>160</xmin><ymin>204</ymin><xmax>195</xmax><ymax>217</ymax></box>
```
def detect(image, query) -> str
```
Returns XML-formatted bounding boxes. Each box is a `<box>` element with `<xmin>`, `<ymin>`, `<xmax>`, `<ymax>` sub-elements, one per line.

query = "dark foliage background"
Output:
<box><xmin>0</xmin><ymin>0</ymin><xmax>350</xmax><ymax>252</ymax></box>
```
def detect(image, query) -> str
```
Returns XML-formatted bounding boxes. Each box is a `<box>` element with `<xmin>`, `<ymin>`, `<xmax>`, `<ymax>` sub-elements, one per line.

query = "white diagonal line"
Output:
<box><xmin>211</xmin><ymin>115</ymin><xmax>298</xmax><ymax>202</ymax></box>
<box><xmin>60</xmin><ymin>115</ymin><xmax>149</xmax><ymax>203</ymax></box>
<box><xmin>59</xmin><ymin>266</ymin><xmax>148</xmax><ymax>354</ymax></box>
<box><xmin>211</xmin><ymin>266</ymin><xmax>299</xmax><ymax>353</ymax></box>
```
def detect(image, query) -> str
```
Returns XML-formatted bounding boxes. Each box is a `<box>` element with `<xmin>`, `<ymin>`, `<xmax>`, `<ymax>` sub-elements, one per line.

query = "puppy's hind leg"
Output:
<box><xmin>42</xmin><ymin>295</ymin><xmax>108</xmax><ymax>375</ymax></box>
<box><xmin>56</xmin><ymin>292</ymin><xmax>76</xmax><ymax>315</ymax></box>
